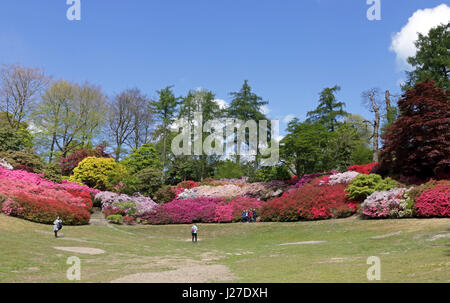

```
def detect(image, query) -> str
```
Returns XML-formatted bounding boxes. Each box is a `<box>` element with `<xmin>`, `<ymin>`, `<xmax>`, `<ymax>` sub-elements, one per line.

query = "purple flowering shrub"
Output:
<box><xmin>95</xmin><ymin>191</ymin><xmax>157</xmax><ymax>218</ymax></box>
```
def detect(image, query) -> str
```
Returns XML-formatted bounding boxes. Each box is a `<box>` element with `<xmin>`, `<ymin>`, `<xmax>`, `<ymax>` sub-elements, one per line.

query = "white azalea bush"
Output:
<box><xmin>327</xmin><ymin>171</ymin><xmax>360</xmax><ymax>185</ymax></box>
<box><xmin>0</xmin><ymin>158</ymin><xmax>13</xmax><ymax>170</ymax></box>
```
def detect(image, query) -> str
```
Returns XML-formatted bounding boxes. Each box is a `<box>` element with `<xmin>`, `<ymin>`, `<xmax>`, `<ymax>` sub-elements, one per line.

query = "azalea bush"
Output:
<box><xmin>0</xmin><ymin>167</ymin><xmax>94</xmax><ymax>225</ymax></box>
<box><xmin>361</xmin><ymin>188</ymin><xmax>412</xmax><ymax>219</ymax></box>
<box><xmin>95</xmin><ymin>191</ymin><xmax>157</xmax><ymax>218</ymax></box>
<box><xmin>260</xmin><ymin>184</ymin><xmax>357</xmax><ymax>222</ymax></box>
<box><xmin>345</xmin><ymin>174</ymin><xmax>398</xmax><ymax>202</ymax></box>
<box><xmin>326</xmin><ymin>171</ymin><xmax>360</xmax><ymax>185</ymax></box>
<box><xmin>0</xmin><ymin>167</ymin><xmax>99</xmax><ymax>196</ymax></box>
<box><xmin>414</xmin><ymin>182</ymin><xmax>450</xmax><ymax>218</ymax></box>
<box><xmin>142</xmin><ymin>197</ymin><xmax>225</xmax><ymax>224</ymax></box>
<box><xmin>176</xmin><ymin>180</ymin><xmax>199</xmax><ymax>189</ymax></box>
<box><xmin>214</xmin><ymin>197</ymin><xmax>262</xmax><ymax>223</ymax></box>
<box><xmin>348</xmin><ymin>163</ymin><xmax>378</xmax><ymax>174</ymax></box>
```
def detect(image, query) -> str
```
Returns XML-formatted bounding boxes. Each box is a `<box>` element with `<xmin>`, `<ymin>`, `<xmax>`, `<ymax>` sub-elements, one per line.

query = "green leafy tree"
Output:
<box><xmin>306</xmin><ymin>85</ymin><xmax>348</xmax><ymax>132</ymax></box>
<box><xmin>227</xmin><ymin>80</ymin><xmax>269</xmax><ymax>166</ymax></box>
<box><xmin>280</xmin><ymin>119</ymin><xmax>330</xmax><ymax>176</ymax></box>
<box><xmin>177</xmin><ymin>89</ymin><xmax>224</xmax><ymax>180</ymax></box>
<box><xmin>151</xmin><ymin>86</ymin><xmax>181</xmax><ymax>182</ymax></box>
<box><xmin>121</xmin><ymin>143</ymin><xmax>161</xmax><ymax>173</ymax></box>
<box><xmin>403</xmin><ymin>22</ymin><xmax>450</xmax><ymax>90</ymax></box>
<box><xmin>0</xmin><ymin>113</ymin><xmax>33</xmax><ymax>152</ymax></box>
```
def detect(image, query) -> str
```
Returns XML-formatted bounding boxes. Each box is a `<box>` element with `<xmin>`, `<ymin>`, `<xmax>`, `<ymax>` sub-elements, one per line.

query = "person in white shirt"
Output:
<box><xmin>191</xmin><ymin>224</ymin><xmax>198</xmax><ymax>243</ymax></box>
<box><xmin>53</xmin><ymin>216</ymin><xmax>62</xmax><ymax>238</ymax></box>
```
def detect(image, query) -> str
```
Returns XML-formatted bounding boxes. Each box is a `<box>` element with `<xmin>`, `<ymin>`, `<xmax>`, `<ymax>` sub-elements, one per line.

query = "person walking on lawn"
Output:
<box><xmin>53</xmin><ymin>216</ymin><xmax>63</xmax><ymax>238</ymax></box>
<box><xmin>191</xmin><ymin>224</ymin><xmax>198</xmax><ymax>243</ymax></box>
<box><xmin>253</xmin><ymin>209</ymin><xmax>258</xmax><ymax>222</ymax></box>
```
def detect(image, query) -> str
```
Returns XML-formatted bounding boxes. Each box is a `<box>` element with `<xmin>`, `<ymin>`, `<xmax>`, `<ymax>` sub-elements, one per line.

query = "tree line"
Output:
<box><xmin>0</xmin><ymin>22</ymin><xmax>448</xmax><ymax>184</ymax></box>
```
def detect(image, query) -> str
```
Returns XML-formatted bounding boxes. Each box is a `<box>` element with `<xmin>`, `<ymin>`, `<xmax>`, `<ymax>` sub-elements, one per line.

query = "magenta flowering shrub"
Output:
<box><xmin>361</xmin><ymin>188</ymin><xmax>412</xmax><ymax>218</ymax></box>
<box><xmin>142</xmin><ymin>197</ymin><xmax>226</xmax><ymax>224</ymax></box>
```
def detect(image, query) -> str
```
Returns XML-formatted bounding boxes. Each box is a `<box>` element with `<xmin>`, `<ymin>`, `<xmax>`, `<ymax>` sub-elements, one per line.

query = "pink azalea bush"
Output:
<box><xmin>0</xmin><ymin>167</ymin><xmax>99</xmax><ymax>196</ymax></box>
<box><xmin>361</xmin><ymin>188</ymin><xmax>412</xmax><ymax>218</ymax></box>
<box><xmin>0</xmin><ymin>167</ymin><xmax>93</xmax><ymax>224</ymax></box>
<box><xmin>142</xmin><ymin>197</ymin><xmax>226</xmax><ymax>224</ymax></box>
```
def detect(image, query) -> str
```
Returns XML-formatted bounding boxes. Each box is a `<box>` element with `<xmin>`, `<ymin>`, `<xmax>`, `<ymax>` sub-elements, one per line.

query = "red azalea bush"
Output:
<box><xmin>348</xmin><ymin>163</ymin><xmax>378</xmax><ymax>174</ymax></box>
<box><xmin>214</xmin><ymin>197</ymin><xmax>262</xmax><ymax>223</ymax></box>
<box><xmin>176</xmin><ymin>180</ymin><xmax>199</xmax><ymax>189</ymax></box>
<box><xmin>260</xmin><ymin>184</ymin><xmax>357</xmax><ymax>221</ymax></box>
<box><xmin>414</xmin><ymin>183</ymin><xmax>450</xmax><ymax>218</ymax></box>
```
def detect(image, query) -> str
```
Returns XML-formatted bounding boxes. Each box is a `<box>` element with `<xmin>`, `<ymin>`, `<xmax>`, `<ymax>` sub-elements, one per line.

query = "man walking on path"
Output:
<box><xmin>191</xmin><ymin>224</ymin><xmax>198</xmax><ymax>243</ymax></box>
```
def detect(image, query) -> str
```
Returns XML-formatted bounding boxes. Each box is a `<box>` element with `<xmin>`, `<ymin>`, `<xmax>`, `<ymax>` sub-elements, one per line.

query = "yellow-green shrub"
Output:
<box><xmin>69</xmin><ymin>157</ymin><xmax>127</xmax><ymax>191</ymax></box>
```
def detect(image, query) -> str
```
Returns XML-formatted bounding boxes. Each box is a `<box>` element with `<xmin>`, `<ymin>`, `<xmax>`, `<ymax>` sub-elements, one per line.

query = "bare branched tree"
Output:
<box><xmin>107</xmin><ymin>89</ymin><xmax>145</xmax><ymax>160</ymax></box>
<box><xmin>362</xmin><ymin>88</ymin><xmax>383</xmax><ymax>162</ymax></box>
<box><xmin>125</xmin><ymin>89</ymin><xmax>154</xmax><ymax>151</ymax></box>
<box><xmin>0</xmin><ymin>64</ymin><xmax>50</xmax><ymax>130</ymax></box>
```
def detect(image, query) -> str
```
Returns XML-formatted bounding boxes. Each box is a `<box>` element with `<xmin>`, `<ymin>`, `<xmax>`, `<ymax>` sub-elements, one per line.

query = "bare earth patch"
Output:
<box><xmin>111</xmin><ymin>264</ymin><xmax>236</xmax><ymax>283</ymax></box>
<box><xmin>53</xmin><ymin>247</ymin><xmax>105</xmax><ymax>255</ymax></box>
<box><xmin>279</xmin><ymin>241</ymin><xmax>326</xmax><ymax>246</ymax></box>
<box><xmin>427</xmin><ymin>233</ymin><xmax>450</xmax><ymax>242</ymax></box>
<box><xmin>371</xmin><ymin>231</ymin><xmax>403</xmax><ymax>239</ymax></box>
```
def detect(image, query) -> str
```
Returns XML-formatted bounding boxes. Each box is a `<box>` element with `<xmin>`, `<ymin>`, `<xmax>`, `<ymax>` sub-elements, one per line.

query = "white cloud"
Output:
<box><xmin>214</xmin><ymin>99</ymin><xmax>228</xmax><ymax>109</ymax></box>
<box><xmin>390</xmin><ymin>4</ymin><xmax>450</xmax><ymax>70</ymax></box>
<box><xmin>283</xmin><ymin>114</ymin><xmax>295</xmax><ymax>124</ymax></box>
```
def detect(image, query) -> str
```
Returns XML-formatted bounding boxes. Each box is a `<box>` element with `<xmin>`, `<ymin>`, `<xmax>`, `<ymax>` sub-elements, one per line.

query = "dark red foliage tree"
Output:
<box><xmin>59</xmin><ymin>144</ymin><xmax>111</xmax><ymax>176</ymax></box>
<box><xmin>379</xmin><ymin>80</ymin><xmax>450</xmax><ymax>180</ymax></box>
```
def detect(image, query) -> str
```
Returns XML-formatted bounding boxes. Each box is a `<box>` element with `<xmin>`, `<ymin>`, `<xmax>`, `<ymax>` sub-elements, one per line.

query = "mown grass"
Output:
<box><xmin>0</xmin><ymin>214</ymin><xmax>448</xmax><ymax>282</ymax></box>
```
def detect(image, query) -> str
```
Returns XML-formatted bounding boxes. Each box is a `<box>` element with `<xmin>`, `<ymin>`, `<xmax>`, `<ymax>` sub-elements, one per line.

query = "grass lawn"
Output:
<box><xmin>0</xmin><ymin>213</ymin><xmax>448</xmax><ymax>283</ymax></box>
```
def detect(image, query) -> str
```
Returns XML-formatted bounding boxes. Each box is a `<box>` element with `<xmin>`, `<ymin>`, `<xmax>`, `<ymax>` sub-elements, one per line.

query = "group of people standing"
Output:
<box><xmin>241</xmin><ymin>209</ymin><xmax>258</xmax><ymax>223</ymax></box>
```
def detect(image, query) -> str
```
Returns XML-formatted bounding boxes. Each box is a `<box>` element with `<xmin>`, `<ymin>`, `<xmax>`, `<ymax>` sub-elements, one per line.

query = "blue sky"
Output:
<box><xmin>0</xmin><ymin>0</ymin><xmax>448</xmax><ymax>135</ymax></box>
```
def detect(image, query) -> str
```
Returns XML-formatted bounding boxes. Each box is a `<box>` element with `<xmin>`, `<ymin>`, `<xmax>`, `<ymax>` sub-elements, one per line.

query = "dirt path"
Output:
<box><xmin>111</xmin><ymin>264</ymin><xmax>236</xmax><ymax>283</ymax></box>
<box><xmin>53</xmin><ymin>246</ymin><xmax>105</xmax><ymax>255</ymax></box>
